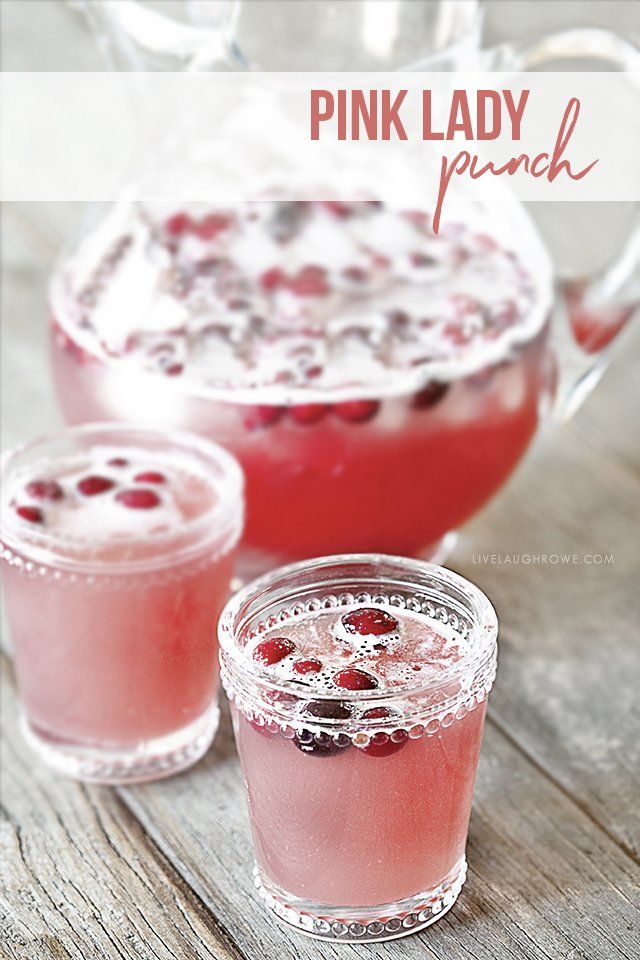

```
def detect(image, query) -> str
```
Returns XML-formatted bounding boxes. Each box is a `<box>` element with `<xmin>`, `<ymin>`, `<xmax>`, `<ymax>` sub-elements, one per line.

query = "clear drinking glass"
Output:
<box><xmin>219</xmin><ymin>554</ymin><xmax>498</xmax><ymax>942</ymax></box>
<box><xmin>0</xmin><ymin>423</ymin><xmax>244</xmax><ymax>783</ymax></box>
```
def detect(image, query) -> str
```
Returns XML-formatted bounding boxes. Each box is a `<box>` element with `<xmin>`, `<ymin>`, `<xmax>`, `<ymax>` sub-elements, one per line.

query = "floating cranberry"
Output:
<box><xmin>294</xmin><ymin>699</ymin><xmax>353</xmax><ymax>757</ymax></box>
<box><xmin>252</xmin><ymin>637</ymin><xmax>296</xmax><ymax>666</ymax></box>
<box><xmin>293</xmin><ymin>657</ymin><xmax>323</xmax><ymax>676</ymax></box>
<box><xmin>294</xmin><ymin>729</ymin><xmax>350</xmax><ymax>757</ymax></box>
<box><xmin>342</xmin><ymin>608</ymin><xmax>398</xmax><ymax>636</ymax></box>
<box><xmin>163</xmin><ymin>363</ymin><xmax>184</xmax><ymax>377</ymax></box>
<box><xmin>25</xmin><ymin>480</ymin><xmax>64</xmax><ymax>502</ymax></box>
<box><xmin>474</xmin><ymin>232</ymin><xmax>499</xmax><ymax>253</ymax></box>
<box><xmin>403</xmin><ymin>209</ymin><xmax>431</xmax><ymax>230</ymax></box>
<box><xmin>304</xmin><ymin>699</ymin><xmax>352</xmax><ymax>721</ymax></box>
<box><xmin>248</xmin><ymin>716</ymin><xmax>277</xmax><ymax>739</ymax></box>
<box><xmin>412</xmin><ymin>381</ymin><xmax>450</xmax><ymax>410</ymax></box>
<box><xmin>260</xmin><ymin>267</ymin><xmax>286</xmax><ymax>292</ymax></box>
<box><xmin>321</xmin><ymin>200</ymin><xmax>354</xmax><ymax>219</ymax></box>
<box><xmin>443</xmin><ymin>322</ymin><xmax>473</xmax><ymax>347</ymax></box>
<box><xmin>288</xmin><ymin>265</ymin><xmax>330</xmax><ymax>297</ymax></box>
<box><xmin>134</xmin><ymin>471</ymin><xmax>166</xmax><ymax>485</ymax></box>
<box><xmin>106</xmin><ymin>457</ymin><xmax>129</xmax><ymax>468</ymax></box>
<box><xmin>334</xmin><ymin>399</ymin><xmax>380</xmax><ymax>424</ymax></box>
<box><xmin>192</xmin><ymin>213</ymin><xmax>232</xmax><ymax>241</ymax></box>
<box><xmin>410</xmin><ymin>251</ymin><xmax>436</xmax><ymax>268</ymax></box>
<box><xmin>243</xmin><ymin>404</ymin><xmax>285</xmax><ymax>430</ymax></box>
<box><xmin>165</xmin><ymin>212</ymin><xmax>192</xmax><ymax>235</ymax></box>
<box><xmin>450</xmin><ymin>293</ymin><xmax>480</xmax><ymax>317</ymax></box>
<box><xmin>388</xmin><ymin>309</ymin><xmax>410</xmax><ymax>330</ymax></box>
<box><xmin>116</xmin><ymin>488</ymin><xmax>161</xmax><ymax>510</ymax></box>
<box><xmin>362</xmin><ymin>729</ymin><xmax>409</xmax><ymax>758</ymax></box>
<box><xmin>361</xmin><ymin>706</ymin><xmax>393</xmax><ymax>721</ymax></box>
<box><xmin>289</xmin><ymin>403</ymin><xmax>329</xmax><ymax>425</ymax></box>
<box><xmin>77</xmin><ymin>475</ymin><xmax>115</xmax><ymax>496</ymax></box>
<box><xmin>342</xmin><ymin>266</ymin><xmax>368</xmax><ymax>283</ymax></box>
<box><xmin>15</xmin><ymin>505</ymin><xmax>44</xmax><ymax>524</ymax></box>
<box><xmin>359</xmin><ymin>706</ymin><xmax>408</xmax><ymax>757</ymax></box>
<box><xmin>333</xmin><ymin>668</ymin><xmax>378</xmax><ymax>691</ymax></box>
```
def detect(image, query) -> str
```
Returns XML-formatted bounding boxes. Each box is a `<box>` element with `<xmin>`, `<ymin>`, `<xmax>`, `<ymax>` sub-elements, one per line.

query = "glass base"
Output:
<box><xmin>252</xmin><ymin>858</ymin><xmax>467</xmax><ymax>943</ymax></box>
<box><xmin>20</xmin><ymin>705</ymin><xmax>219</xmax><ymax>784</ymax></box>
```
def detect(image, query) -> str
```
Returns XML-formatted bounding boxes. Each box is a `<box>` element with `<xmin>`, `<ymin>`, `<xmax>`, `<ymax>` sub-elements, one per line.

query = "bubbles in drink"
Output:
<box><xmin>52</xmin><ymin>200</ymin><xmax>541</xmax><ymax>398</ymax></box>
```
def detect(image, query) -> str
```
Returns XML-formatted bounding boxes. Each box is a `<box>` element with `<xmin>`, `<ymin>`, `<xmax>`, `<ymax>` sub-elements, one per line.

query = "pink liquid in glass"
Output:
<box><xmin>1</xmin><ymin>424</ymin><xmax>243</xmax><ymax>783</ymax></box>
<box><xmin>220</xmin><ymin>556</ymin><xmax>497</xmax><ymax>942</ymax></box>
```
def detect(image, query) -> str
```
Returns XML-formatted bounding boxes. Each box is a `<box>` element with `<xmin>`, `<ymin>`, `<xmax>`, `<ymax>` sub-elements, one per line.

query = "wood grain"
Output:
<box><xmin>0</xmin><ymin>657</ymin><xmax>242</xmax><ymax>960</ymax></box>
<box><xmin>2</xmin><ymin>195</ymin><xmax>639</xmax><ymax>959</ymax></box>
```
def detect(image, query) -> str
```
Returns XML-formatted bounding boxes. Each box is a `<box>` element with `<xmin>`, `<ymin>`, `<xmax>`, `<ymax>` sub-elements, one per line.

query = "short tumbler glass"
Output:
<box><xmin>219</xmin><ymin>554</ymin><xmax>498</xmax><ymax>943</ymax></box>
<box><xmin>1</xmin><ymin>423</ymin><xmax>244</xmax><ymax>783</ymax></box>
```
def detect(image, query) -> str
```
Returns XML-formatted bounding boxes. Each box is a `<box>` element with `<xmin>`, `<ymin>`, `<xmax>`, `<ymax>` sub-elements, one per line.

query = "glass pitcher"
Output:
<box><xmin>51</xmin><ymin>1</ymin><xmax>638</xmax><ymax>570</ymax></box>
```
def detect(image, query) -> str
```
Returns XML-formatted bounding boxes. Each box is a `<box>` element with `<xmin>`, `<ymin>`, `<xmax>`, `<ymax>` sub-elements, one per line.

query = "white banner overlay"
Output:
<box><xmin>2</xmin><ymin>72</ymin><xmax>639</xmax><ymax>219</ymax></box>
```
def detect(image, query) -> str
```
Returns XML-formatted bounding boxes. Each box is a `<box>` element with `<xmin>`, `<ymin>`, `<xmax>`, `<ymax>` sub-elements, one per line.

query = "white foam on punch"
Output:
<box><xmin>4</xmin><ymin>446</ymin><xmax>215</xmax><ymax>545</ymax></box>
<box><xmin>248</xmin><ymin>602</ymin><xmax>471</xmax><ymax>693</ymax></box>
<box><xmin>51</xmin><ymin>200</ymin><xmax>550</xmax><ymax>401</ymax></box>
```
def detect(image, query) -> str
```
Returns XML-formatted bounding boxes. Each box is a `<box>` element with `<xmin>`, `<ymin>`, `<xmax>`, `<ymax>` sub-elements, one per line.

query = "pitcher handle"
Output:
<box><xmin>482</xmin><ymin>27</ymin><xmax>639</xmax><ymax>418</ymax></box>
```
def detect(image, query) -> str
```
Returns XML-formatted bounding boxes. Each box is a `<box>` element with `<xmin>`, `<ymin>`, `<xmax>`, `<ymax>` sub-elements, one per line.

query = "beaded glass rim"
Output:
<box><xmin>218</xmin><ymin>553</ymin><xmax>498</xmax><ymax>702</ymax></box>
<box><xmin>0</xmin><ymin>421</ymin><xmax>244</xmax><ymax>572</ymax></box>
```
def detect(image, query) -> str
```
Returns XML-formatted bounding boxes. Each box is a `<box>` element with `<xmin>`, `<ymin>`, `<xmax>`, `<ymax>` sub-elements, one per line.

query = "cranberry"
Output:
<box><xmin>25</xmin><ymin>480</ymin><xmax>64</xmax><ymax>502</ymax></box>
<box><xmin>443</xmin><ymin>322</ymin><xmax>473</xmax><ymax>347</ymax></box>
<box><xmin>334</xmin><ymin>399</ymin><xmax>380</xmax><ymax>424</ymax></box>
<box><xmin>361</xmin><ymin>706</ymin><xmax>393</xmax><ymax>721</ymax></box>
<box><xmin>294</xmin><ymin>729</ymin><xmax>350</xmax><ymax>757</ymax></box>
<box><xmin>304</xmin><ymin>700</ymin><xmax>352</xmax><ymax>721</ymax></box>
<box><xmin>321</xmin><ymin>200</ymin><xmax>354</xmax><ymax>219</ymax></box>
<box><xmin>362</xmin><ymin>729</ymin><xmax>409</xmax><ymax>758</ymax></box>
<box><xmin>252</xmin><ymin>637</ymin><xmax>296</xmax><ymax>666</ymax></box>
<box><xmin>192</xmin><ymin>213</ymin><xmax>232</xmax><ymax>241</ymax></box>
<box><xmin>388</xmin><ymin>309</ymin><xmax>410</xmax><ymax>330</ymax></box>
<box><xmin>164</xmin><ymin>363</ymin><xmax>184</xmax><ymax>377</ymax></box>
<box><xmin>403</xmin><ymin>209</ymin><xmax>431</xmax><ymax>229</ymax></box>
<box><xmin>133</xmin><ymin>471</ymin><xmax>166</xmax><ymax>485</ymax></box>
<box><xmin>165</xmin><ymin>212</ymin><xmax>192</xmax><ymax>235</ymax></box>
<box><xmin>293</xmin><ymin>699</ymin><xmax>353</xmax><ymax>757</ymax></box>
<box><xmin>412</xmin><ymin>381</ymin><xmax>449</xmax><ymax>410</ymax></box>
<box><xmin>15</xmin><ymin>505</ymin><xmax>44</xmax><ymax>524</ymax></box>
<box><xmin>289</xmin><ymin>403</ymin><xmax>329</xmax><ymax>425</ymax></box>
<box><xmin>293</xmin><ymin>657</ymin><xmax>323</xmax><ymax>676</ymax></box>
<box><xmin>450</xmin><ymin>293</ymin><xmax>480</xmax><ymax>317</ymax></box>
<box><xmin>410</xmin><ymin>251</ymin><xmax>436</xmax><ymax>268</ymax></box>
<box><xmin>474</xmin><ymin>232</ymin><xmax>499</xmax><ymax>253</ymax></box>
<box><xmin>248</xmin><ymin>716</ymin><xmax>277</xmax><ymax>739</ymax></box>
<box><xmin>342</xmin><ymin>266</ymin><xmax>368</xmax><ymax>283</ymax></box>
<box><xmin>243</xmin><ymin>404</ymin><xmax>285</xmax><ymax>430</ymax></box>
<box><xmin>359</xmin><ymin>706</ymin><xmax>408</xmax><ymax>757</ymax></box>
<box><xmin>77</xmin><ymin>475</ymin><xmax>115</xmax><ymax>496</ymax></box>
<box><xmin>333</xmin><ymin>668</ymin><xmax>378</xmax><ymax>691</ymax></box>
<box><xmin>106</xmin><ymin>457</ymin><xmax>129</xmax><ymax>468</ymax></box>
<box><xmin>260</xmin><ymin>267</ymin><xmax>286</xmax><ymax>292</ymax></box>
<box><xmin>288</xmin><ymin>265</ymin><xmax>329</xmax><ymax>297</ymax></box>
<box><xmin>116</xmin><ymin>489</ymin><xmax>161</xmax><ymax>509</ymax></box>
<box><xmin>342</xmin><ymin>608</ymin><xmax>398</xmax><ymax>636</ymax></box>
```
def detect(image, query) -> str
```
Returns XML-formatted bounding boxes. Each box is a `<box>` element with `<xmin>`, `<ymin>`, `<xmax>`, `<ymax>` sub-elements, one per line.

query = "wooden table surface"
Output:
<box><xmin>3</xmin><ymin>199</ymin><xmax>640</xmax><ymax>960</ymax></box>
<box><xmin>2</xmin><ymin>3</ymin><xmax>640</xmax><ymax>956</ymax></box>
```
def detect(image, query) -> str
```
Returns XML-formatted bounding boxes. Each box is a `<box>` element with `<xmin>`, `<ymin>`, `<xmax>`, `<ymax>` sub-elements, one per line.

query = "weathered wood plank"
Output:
<box><xmin>452</xmin><ymin>334</ymin><xmax>640</xmax><ymax>859</ymax></box>
<box><xmin>0</xmin><ymin>657</ymin><xmax>242</xmax><ymax>960</ymax></box>
<box><xmin>3</xmin><ymin>199</ymin><xmax>639</xmax><ymax>960</ymax></box>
